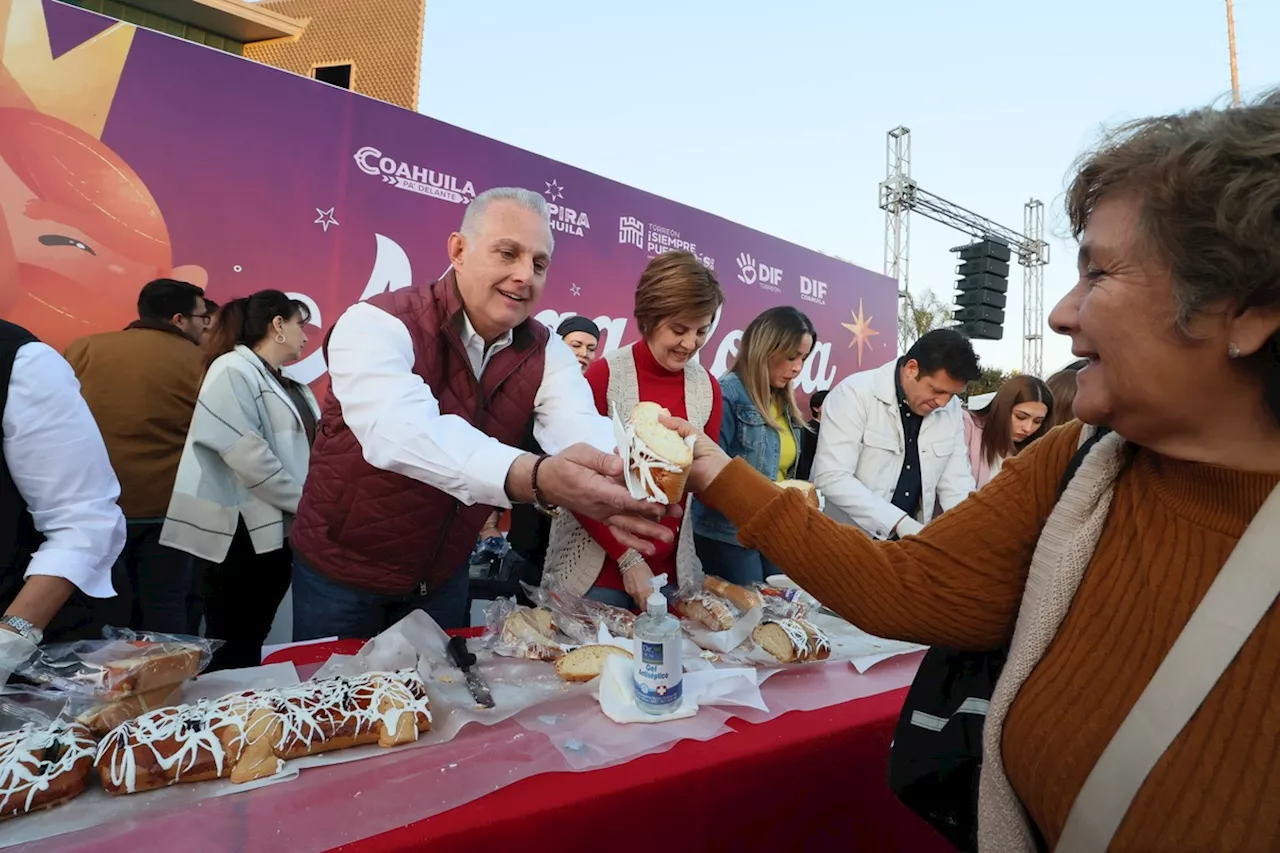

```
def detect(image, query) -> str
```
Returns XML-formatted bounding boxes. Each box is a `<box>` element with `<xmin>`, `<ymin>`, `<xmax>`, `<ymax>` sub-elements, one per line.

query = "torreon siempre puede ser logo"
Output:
<box><xmin>353</xmin><ymin>146</ymin><xmax>476</xmax><ymax>204</ymax></box>
<box><xmin>616</xmin><ymin>216</ymin><xmax>716</xmax><ymax>270</ymax></box>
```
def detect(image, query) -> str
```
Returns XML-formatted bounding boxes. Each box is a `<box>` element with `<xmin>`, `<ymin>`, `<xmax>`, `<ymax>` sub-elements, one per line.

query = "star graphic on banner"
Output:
<box><xmin>314</xmin><ymin>207</ymin><xmax>339</xmax><ymax>232</ymax></box>
<box><xmin>841</xmin><ymin>299</ymin><xmax>881</xmax><ymax>366</ymax></box>
<box><xmin>544</xmin><ymin>180</ymin><xmax>564</xmax><ymax>202</ymax></box>
<box><xmin>570</xmin><ymin>283</ymin><xmax>581</xmax><ymax>296</ymax></box>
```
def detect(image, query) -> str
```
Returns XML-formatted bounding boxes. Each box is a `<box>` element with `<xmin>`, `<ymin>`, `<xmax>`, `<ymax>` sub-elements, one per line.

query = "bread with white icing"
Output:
<box><xmin>628</xmin><ymin>402</ymin><xmax>692</xmax><ymax>504</ymax></box>
<box><xmin>752</xmin><ymin>618</ymin><xmax>832</xmax><ymax>663</ymax></box>
<box><xmin>95</xmin><ymin>669</ymin><xmax>433</xmax><ymax>794</ymax></box>
<box><xmin>0</xmin><ymin>722</ymin><xmax>96</xmax><ymax>820</ymax></box>
<box><xmin>795</xmin><ymin>619</ymin><xmax>832</xmax><ymax>661</ymax></box>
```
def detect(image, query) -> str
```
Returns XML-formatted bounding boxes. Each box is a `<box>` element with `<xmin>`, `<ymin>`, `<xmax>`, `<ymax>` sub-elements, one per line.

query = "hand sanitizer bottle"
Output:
<box><xmin>633</xmin><ymin>573</ymin><xmax>683</xmax><ymax>715</ymax></box>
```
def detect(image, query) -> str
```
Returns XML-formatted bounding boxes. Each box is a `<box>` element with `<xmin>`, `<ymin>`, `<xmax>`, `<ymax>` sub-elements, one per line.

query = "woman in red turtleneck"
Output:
<box><xmin>542</xmin><ymin>252</ymin><xmax>723</xmax><ymax>610</ymax></box>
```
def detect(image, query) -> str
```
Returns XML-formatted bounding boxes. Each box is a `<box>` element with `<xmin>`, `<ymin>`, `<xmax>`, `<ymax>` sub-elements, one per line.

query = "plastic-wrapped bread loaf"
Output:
<box><xmin>96</xmin><ymin>669</ymin><xmax>433</xmax><ymax>794</ymax></box>
<box><xmin>676</xmin><ymin>592</ymin><xmax>738</xmax><ymax>632</ymax></box>
<box><xmin>77</xmin><ymin>683</ymin><xmax>185</xmax><ymax>737</ymax></box>
<box><xmin>703</xmin><ymin>576</ymin><xmax>764</xmax><ymax>612</ymax></box>
<box><xmin>0</xmin><ymin>722</ymin><xmax>97</xmax><ymax>820</ymax></box>
<box><xmin>500</xmin><ymin>608</ymin><xmax>562</xmax><ymax>660</ymax></box>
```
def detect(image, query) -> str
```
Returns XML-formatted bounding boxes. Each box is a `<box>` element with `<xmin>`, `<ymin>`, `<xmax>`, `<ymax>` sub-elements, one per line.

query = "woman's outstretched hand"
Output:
<box><xmin>659</xmin><ymin>414</ymin><xmax>732</xmax><ymax>494</ymax></box>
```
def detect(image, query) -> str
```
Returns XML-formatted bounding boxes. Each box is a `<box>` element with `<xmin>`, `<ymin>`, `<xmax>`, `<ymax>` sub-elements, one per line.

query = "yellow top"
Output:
<box><xmin>772</xmin><ymin>398</ymin><xmax>797</xmax><ymax>481</ymax></box>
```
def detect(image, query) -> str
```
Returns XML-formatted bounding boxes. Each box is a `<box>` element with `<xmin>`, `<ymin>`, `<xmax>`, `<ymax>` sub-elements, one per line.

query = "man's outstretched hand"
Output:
<box><xmin>657</xmin><ymin>414</ymin><xmax>731</xmax><ymax>494</ymax></box>
<box><xmin>513</xmin><ymin>444</ymin><xmax>680</xmax><ymax>555</ymax></box>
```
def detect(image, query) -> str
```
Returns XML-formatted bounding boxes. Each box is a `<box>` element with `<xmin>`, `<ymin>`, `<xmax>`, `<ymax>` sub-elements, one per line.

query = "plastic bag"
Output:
<box><xmin>755</xmin><ymin>584</ymin><xmax>812</xmax><ymax>620</ymax></box>
<box><xmin>479</xmin><ymin>598</ymin><xmax>565</xmax><ymax>661</ymax></box>
<box><xmin>521</xmin><ymin>580</ymin><xmax>635</xmax><ymax>642</ymax></box>
<box><xmin>0</xmin><ymin>684</ymin><xmax>70</xmax><ymax>732</ymax></box>
<box><xmin>669</xmin><ymin>577</ymin><xmax>764</xmax><ymax>654</ymax></box>
<box><xmin>15</xmin><ymin>627</ymin><xmax>220</xmax><ymax>701</ymax></box>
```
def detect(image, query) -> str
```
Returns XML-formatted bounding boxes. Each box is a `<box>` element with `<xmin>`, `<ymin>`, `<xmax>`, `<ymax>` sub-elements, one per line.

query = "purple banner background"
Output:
<box><xmin>34</xmin><ymin>0</ymin><xmax>896</xmax><ymax>398</ymax></box>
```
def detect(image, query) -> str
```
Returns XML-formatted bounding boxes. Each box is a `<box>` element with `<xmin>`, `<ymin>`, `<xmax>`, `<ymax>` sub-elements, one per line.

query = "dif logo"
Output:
<box><xmin>800</xmin><ymin>275</ymin><xmax>828</xmax><ymax>305</ymax></box>
<box><xmin>736</xmin><ymin>253</ymin><xmax>783</xmax><ymax>292</ymax></box>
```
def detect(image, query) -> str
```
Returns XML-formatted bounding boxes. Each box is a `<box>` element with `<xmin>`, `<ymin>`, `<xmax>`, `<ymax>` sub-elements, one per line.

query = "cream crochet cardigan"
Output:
<box><xmin>542</xmin><ymin>344</ymin><xmax>711</xmax><ymax>597</ymax></box>
<box><xmin>978</xmin><ymin>425</ymin><xmax>1126</xmax><ymax>851</ymax></box>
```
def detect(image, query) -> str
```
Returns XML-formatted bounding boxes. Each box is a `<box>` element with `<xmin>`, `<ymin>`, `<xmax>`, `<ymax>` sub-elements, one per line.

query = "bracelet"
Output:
<box><xmin>617</xmin><ymin>549</ymin><xmax>646</xmax><ymax>574</ymax></box>
<box><xmin>531</xmin><ymin>455</ymin><xmax>561</xmax><ymax>517</ymax></box>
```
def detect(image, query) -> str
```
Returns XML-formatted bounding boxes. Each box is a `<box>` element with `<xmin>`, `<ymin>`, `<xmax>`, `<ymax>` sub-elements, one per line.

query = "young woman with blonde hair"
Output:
<box><xmin>693</xmin><ymin>306</ymin><xmax>815</xmax><ymax>585</ymax></box>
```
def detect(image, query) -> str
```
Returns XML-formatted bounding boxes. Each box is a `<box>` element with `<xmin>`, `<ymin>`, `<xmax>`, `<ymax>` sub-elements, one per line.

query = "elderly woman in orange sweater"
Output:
<box><xmin>668</xmin><ymin>92</ymin><xmax>1280</xmax><ymax>853</ymax></box>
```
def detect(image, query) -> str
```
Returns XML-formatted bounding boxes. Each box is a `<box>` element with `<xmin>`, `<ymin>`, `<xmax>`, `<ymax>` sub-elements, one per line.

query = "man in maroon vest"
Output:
<box><xmin>290</xmin><ymin>188</ymin><xmax>673</xmax><ymax>637</ymax></box>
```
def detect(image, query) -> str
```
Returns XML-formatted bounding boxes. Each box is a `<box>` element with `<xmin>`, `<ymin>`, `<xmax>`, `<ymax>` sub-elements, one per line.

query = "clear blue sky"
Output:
<box><xmin>418</xmin><ymin>0</ymin><xmax>1280</xmax><ymax>373</ymax></box>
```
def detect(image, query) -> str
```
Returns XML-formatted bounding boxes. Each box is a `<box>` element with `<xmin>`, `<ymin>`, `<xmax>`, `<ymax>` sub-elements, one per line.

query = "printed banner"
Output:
<box><xmin>1</xmin><ymin>0</ymin><xmax>896</xmax><ymax>398</ymax></box>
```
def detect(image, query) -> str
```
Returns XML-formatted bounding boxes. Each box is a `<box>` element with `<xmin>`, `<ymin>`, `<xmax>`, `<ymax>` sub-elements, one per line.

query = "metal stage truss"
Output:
<box><xmin>877</xmin><ymin>126</ymin><xmax>1050</xmax><ymax>377</ymax></box>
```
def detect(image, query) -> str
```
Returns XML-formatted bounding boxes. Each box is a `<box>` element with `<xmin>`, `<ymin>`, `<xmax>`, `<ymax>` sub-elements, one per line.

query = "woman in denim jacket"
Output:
<box><xmin>693</xmin><ymin>307</ymin><xmax>816</xmax><ymax>585</ymax></box>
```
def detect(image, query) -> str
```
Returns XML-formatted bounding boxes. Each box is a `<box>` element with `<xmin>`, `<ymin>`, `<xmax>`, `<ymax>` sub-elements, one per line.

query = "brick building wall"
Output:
<box><xmin>243</xmin><ymin>0</ymin><xmax>425</xmax><ymax>110</ymax></box>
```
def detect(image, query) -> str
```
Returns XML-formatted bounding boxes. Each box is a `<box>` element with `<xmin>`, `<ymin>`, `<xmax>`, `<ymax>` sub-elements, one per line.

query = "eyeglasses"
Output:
<box><xmin>186</xmin><ymin>313</ymin><xmax>214</xmax><ymax>324</ymax></box>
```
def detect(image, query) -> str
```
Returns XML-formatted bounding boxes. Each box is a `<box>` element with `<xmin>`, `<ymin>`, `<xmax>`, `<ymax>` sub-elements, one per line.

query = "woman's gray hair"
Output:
<box><xmin>460</xmin><ymin>187</ymin><xmax>554</xmax><ymax>253</ymax></box>
<box><xmin>1066</xmin><ymin>88</ymin><xmax>1280</xmax><ymax>421</ymax></box>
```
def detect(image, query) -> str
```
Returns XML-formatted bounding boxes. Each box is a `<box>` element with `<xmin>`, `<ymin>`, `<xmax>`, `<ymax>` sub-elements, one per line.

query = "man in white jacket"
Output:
<box><xmin>813</xmin><ymin>329</ymin><xmax>980</xmax><ymax>539</ymax></box>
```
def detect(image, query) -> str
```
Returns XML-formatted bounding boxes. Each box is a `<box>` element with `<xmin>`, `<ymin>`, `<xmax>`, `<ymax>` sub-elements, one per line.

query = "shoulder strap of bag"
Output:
<box><xmin>1058</xmin><ymin>426</ymin><xmax>1112</xmax><ymax>499</ymax></box>
<box><xmin>1056</xmin><ymin>481</ymin><xmax>1280</xmax><ymax>852</ymax></box>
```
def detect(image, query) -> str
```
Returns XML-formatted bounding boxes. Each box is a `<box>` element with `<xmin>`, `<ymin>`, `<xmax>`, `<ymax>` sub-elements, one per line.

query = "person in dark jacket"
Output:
<box><xmin>795</xmin><ymin>389</ymin><xmax>828</xmax><ymax>481</ymax></box>
<box><xmin>64</xmin><ymin>279</ymin><xmax>210</xmax><ymax>634</ymax></box>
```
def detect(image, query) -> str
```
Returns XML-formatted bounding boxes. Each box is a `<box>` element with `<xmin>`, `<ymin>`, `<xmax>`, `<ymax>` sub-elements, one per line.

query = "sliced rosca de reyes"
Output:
<box><xmin>612</xmin><ymin>401</ymin><xmax>695</xmax><ymax>505</ymax></box>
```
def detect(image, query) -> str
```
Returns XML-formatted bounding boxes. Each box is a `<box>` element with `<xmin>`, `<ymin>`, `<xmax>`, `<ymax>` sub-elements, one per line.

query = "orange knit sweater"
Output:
<box><xmin>702</xmin><ymin>421</ymin><xmax>1279</xmax><ymax>852</ymax></box>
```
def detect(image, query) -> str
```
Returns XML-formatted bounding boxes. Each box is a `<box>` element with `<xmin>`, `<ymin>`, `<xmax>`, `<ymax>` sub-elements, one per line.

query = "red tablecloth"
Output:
<box><xmin>263</xmin><ymin>640</ymin><xmax>951</xmax><ymax>853</ymax></box>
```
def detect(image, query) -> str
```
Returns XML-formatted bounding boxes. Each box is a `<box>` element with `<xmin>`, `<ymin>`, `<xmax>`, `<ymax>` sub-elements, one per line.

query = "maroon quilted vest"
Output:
<box><xmin>290</xmin><ymin>272</ymin><xmax>548</xmax><ymax>594</ymax></box>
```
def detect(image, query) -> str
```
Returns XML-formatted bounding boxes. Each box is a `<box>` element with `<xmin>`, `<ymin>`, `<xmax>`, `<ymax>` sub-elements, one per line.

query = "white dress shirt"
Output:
<box><xmin>326</xmin><ymin>301</ymin><xmax>616</xmax><ymax>510</ymax></box>
<box><xmin>812</xmin><ymin>360</ymin><xmax>975</xmax><ymax>539</ymax></box>
<box><xmin>3</xmin><ymin>344</ymin><xmax>124</xmax><ymax>598</ymax></box>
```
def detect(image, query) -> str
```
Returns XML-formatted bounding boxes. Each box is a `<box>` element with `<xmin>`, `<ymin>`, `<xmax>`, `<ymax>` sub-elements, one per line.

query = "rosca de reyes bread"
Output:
<box><xmin>752</xmin><ymin>618</ymin><xmax>832</xmax><ymax>663</ymax></box>
<box><xmin>95</xmin><ymin>669</ymin><xmax>432</xmax><ymax>794</ymax></box>
<box><xmin>0</xmin><ymin>721</ymin><xmax>97</xmax><ymax>820</ymax></box>
<box><xmin>628</xmin><ymin>402</ymin><xmax>693</xmax><ymax>504</ymax></box>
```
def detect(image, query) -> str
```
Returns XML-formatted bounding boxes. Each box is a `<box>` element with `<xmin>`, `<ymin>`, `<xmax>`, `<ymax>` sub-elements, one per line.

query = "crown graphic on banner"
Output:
<box><xmin>0</xmin><ymin>0</ymin><xmax>134</xmax><ymax>138</ymax></box>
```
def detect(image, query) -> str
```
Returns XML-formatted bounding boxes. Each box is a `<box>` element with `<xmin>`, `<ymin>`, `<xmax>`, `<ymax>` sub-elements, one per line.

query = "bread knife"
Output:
<box><xmin>446</xmin><ymin>636</ymin><xmax>495</xmax><ymax>709</ymax></box>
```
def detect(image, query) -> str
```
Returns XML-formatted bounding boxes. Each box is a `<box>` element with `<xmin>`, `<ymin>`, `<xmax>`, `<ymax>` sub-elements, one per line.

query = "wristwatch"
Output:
<box><xmin>0</xmin><ymin>616</ymin><xmax>42</xmax><ymax>645</ymax></box>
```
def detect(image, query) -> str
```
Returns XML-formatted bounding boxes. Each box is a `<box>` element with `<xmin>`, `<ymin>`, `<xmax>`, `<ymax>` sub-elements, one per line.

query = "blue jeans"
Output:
<box><xmin>292</xmin><ymin>556</ymin><xmax>471</xmax><ymax>640</ymax></box>
<box><xmin>585</xmin><ymin>583</ymin><xmax>676</xmax><ymax>612</ymax></box>
<box><xmin>694</xmin><ymin>535</ymin><xmax>778</xmax><ymax>587</ymax></box>
<box><xmin>585</xmin><ymin>586</ymin><xmax>636</xmax><ymax>610</ymax></box>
